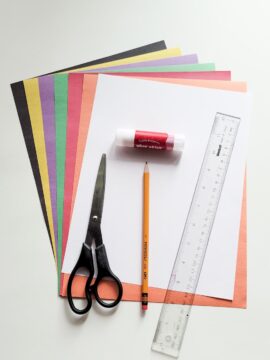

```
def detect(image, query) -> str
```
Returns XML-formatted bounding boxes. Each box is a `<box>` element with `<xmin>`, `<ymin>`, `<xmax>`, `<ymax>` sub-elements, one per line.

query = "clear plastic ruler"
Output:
<box><xmin>152</xmin><ymin>113</ymin><xmax>241</xmax><ymax>358</ymax></box>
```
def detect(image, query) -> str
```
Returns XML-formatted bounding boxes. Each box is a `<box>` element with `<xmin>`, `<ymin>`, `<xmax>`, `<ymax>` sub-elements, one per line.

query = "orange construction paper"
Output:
<box><xmin>62</xmin><ymin>74</ymin><xmax>247</xmax><ymax>308</ymax></box>
<box><xmin>61</xmin><ymin>177</ymin><xmax>246</xmax><ymax>308</ymax></box>
<box><xmin>71</xmin><ymin>75</ymin><xmax>98</xmax><ymax>214</ymax></box>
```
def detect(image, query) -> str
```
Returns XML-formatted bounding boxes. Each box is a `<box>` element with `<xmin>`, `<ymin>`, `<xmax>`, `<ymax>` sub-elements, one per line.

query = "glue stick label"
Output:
<box><xmin>134</xmin><ymin>130</ymin><xmax>169</xmax><ymax>150</ymax></box>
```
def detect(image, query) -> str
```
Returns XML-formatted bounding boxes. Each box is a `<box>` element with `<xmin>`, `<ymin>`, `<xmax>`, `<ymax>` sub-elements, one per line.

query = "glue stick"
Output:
<box><xmin>115</xmin><ymin>129</ymin><xmax>185</xmax><ymax>152</ymax></box>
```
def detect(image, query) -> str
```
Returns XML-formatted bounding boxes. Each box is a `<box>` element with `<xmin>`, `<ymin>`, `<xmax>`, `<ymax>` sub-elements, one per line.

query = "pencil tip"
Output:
<box><xmin>144</xmin><ymin>162</ymin><xmax>149</xmax><ymax>172</ymax></box>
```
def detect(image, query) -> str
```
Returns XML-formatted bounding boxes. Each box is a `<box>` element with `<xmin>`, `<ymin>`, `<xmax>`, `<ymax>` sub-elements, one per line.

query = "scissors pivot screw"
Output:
<box><xmin>92</xmin><ymin>215</ymin><xmax>99</xmax><ymax>222</ymax></box>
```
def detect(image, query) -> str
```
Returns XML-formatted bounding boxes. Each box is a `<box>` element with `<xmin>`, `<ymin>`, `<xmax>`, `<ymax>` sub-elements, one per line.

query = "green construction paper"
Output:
<box><xmin>37</xmin><ymin>62</ymin><xmax>214</xmax><ymax>273</ymax></box>
<box><xmin>55</xmin><ymin>62</ymin><xmax>216</xmax><ymax>285</ymax></box>
<box><xmin>93</xmin><ymin>63</ymin><xmax>215</xmax><ymax>73</ymax></box>
<box><xmin>54</xmin><ymin>74</ymin><xmax>68</xmax><ymax>283</ymax></box>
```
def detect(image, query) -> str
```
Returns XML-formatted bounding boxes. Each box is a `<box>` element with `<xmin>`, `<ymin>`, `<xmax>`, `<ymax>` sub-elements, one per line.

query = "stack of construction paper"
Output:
<box><xmin>11</xmin><ymin>41</ymin><xmax>248</xmax><ymax>309</ymax></box>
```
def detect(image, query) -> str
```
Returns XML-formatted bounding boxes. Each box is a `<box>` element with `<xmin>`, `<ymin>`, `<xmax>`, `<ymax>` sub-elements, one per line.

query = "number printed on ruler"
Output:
<box><xmin>152</xmin><ymin>113</ymin><xmax>240</xmax><ymax>358</ymax></box>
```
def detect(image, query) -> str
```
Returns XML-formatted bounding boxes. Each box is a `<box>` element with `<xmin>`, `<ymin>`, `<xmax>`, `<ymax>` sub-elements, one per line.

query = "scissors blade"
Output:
<box><xmin>89</xmin><ymin>153</ymin><xmax>106</xmax><ymax>225</ymax></box>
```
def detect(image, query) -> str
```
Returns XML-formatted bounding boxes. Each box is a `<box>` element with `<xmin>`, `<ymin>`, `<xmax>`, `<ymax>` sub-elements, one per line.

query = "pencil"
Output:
<box><xmin>142</xmin><ymin>161</ymin><xmax>149</xmax><ymax>311</ymax></box>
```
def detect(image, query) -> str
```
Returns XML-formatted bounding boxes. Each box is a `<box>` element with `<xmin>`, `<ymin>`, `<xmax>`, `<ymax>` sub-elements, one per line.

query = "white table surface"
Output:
<box><xmin>1</xmin><ymin>1</ymin><xmax>270</xmax><ymax>359</ymax></box>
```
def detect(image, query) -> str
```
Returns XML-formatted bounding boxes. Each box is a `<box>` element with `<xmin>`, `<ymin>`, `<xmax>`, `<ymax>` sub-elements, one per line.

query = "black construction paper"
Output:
<box><xmin>10</xmin><ymin>41</ymin><xmax>167</xmax><ymax>254</ymax></box>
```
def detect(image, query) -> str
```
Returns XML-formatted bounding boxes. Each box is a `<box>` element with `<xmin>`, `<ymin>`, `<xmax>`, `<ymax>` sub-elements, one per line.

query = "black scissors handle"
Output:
<box><xmin>92</xmin><ymin>244</ymin><xmax>123</xmax><ymax>308</ymax></box>
<box><xmin>67</xmin><ymin>243</ymin><xmax>94</xmax><ymax>315</ymax></box>
<box><xmin>67</xmin><ymin>243</ymin><xmax>123</xmax><ymax>315</ymax></box>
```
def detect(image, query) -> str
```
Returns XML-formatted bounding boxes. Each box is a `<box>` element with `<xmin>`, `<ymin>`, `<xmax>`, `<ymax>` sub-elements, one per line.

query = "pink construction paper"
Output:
<box><xmin>61</xmin><ymin>73</ymin><xmax>84</xmax><ymax>262</ymax></box>
<box><xmin>61</xmin><ymin>70</ymin><xmax>231</xmax><ymax>263</ymax></box>
<box><xmin>109</xmin><ymin>71</ymin><xmax>231</xmax><ymax>80</ymax></box>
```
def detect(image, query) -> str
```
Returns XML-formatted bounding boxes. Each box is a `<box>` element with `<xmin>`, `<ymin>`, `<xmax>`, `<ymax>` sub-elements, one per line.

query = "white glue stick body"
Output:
<box><xmin>115</xmin><ymin>129</ymin><xmax>185</xmax><ymax>152</ymax></box>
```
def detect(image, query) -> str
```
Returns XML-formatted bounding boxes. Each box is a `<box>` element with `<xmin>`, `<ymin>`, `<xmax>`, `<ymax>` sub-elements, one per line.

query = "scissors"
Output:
<box><xmin>67</xmin><ymin>153</ymin><xmax>123</xmax><ymax>315</ymax></box>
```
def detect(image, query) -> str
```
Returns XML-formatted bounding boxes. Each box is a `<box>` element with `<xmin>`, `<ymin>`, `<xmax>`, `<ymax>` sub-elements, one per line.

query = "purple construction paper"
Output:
<box><xmin>39</xmin><ymin>75</ymin><xmax>58</xmax><ymax>251</ymax></box>
<box><xmin>80</xmin><ymin>54</ymin><xmax>198</xmax><ymax>73</ymax></box>
<box><xmin>38</xmin><ymin>54</ymin><xmax>198</xmax><ymax>263</ymax></box>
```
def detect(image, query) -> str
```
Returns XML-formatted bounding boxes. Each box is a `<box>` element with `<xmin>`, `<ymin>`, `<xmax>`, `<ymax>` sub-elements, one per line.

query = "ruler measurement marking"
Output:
<box><xmin>152</xmin><ymin>113</ymin><xmax>240</xmax><ymax>358</ymax></box>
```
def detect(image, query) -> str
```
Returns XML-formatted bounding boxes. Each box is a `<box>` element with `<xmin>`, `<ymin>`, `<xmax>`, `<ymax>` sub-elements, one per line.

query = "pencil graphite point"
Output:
<box><xmin>144</xmin><ymin>162</ymin><xmax>149</xmax><ymax>172</ymax></box>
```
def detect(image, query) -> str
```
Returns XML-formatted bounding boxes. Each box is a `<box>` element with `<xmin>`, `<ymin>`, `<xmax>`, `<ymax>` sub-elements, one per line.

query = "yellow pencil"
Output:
<box><xmin>142</xmin><ymin>162</ymin><xmax>149</xmax><ymax>311</ymax></box>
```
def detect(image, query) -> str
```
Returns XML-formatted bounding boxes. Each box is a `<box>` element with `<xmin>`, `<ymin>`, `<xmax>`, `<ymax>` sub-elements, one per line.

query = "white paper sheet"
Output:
<box><xmin>62</xmin><ymin>75</ymin><xmax>250</xmax><ymax>300</ymax></box>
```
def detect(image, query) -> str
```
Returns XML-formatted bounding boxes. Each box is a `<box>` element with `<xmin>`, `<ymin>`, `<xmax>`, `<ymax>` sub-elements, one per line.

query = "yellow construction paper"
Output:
<box><xmin>65</xmin><ymin>48</ymin><xmax>181</xmax><ymax>73</ymax></box>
